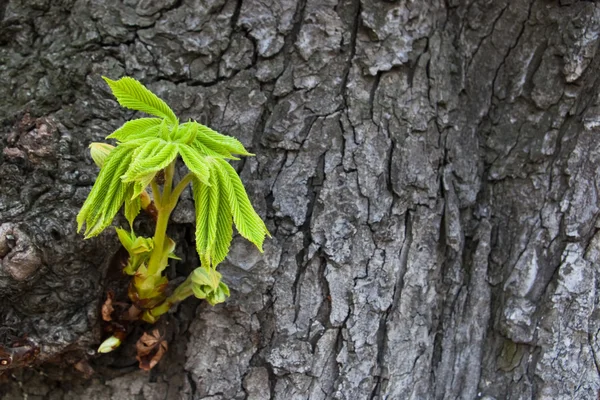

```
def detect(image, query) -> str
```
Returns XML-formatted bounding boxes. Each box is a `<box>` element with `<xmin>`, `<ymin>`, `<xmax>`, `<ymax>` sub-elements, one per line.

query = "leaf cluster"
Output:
<box><xmin>78</xmin><ymin>76</ymin><xmax>269</xmax><ymax>288</ymax></box>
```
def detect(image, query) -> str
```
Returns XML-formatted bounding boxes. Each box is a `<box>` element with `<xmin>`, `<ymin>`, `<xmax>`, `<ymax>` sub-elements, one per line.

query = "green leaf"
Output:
<box><xmin>191</xmin><ymin>266</ymin><xmax>221</xmax><ymax>290</ymax></box>
<box><xmin>192</xmin><ymin>139</ymin><xmax>238</xmax><ymax>159</ymax></box>
<box><xmin>191</xmin><ymin>159</ymin><xmax>268</xmax><ymax>267</ymax></box>
<box><xmin>115</xmin><ymin>229</ymin><xmax>153</xmax><ymax>275</ymax></box>
<box><xmin>205</xmin><ymin>170</ymin><xmax>220</xmax><ymax>260</ymax></box>
<box><xmin>77</xmin><ymin>147</ymin><xmax>132</xmax><ymax>237</ymax></box>
<box><xmin>124</xmin><ymin>184</ymin><xmax>141</xmax><ymax>227</ymax></box>
<box><xmin>122</xmin><ymin>139</ymin><xmax>179</xmax><ymax>182</ymax></box>
<box><xmin>192</xmin><ymin>284</ymin><xmax>207</xmax><ymax>299</ymax></box>
<box><xmin>184</xmin><ymin>121</ymin><xmax>240</xmax><ymax>159</ymax></box>
<box><xmin>133</xmin><ymin>172</ymin><xmax>157</xmax><ymax>199</ymax></box>
<box><xmin>77</xmin><ymin>145</ymin><xmax>135</xmax><ymax>237</ymax></box>
<box><xmin>103</xmin><ymin>76</ymin><xmax>178</xmax><ymax>123</ymax></box>
<box><xmin>114</xmin><ymin>138</ymin><xmax>152</xmax><ymax>152</ymax></box>
<box><xmin>129</xmin><ymin>137</ymin><xmax>161</xmax><ymax>164</ymax></box>
<box><xmin>164</xmin><ymin>237</ymin><xmax>177</xmax><ymax>257</ymax></box>
<box><xmin>133</xmin><ymin>264</ymin><xmax>169</xmax><ymax>299</ymax></box>
<box><xmin>177</xmin><ymin>121</ymin><xmax>249</xmax><ymax>159</ymax></box>
<box><xmin>191</xmin><ymin>164</ymin><xmax>228</xmax><ymax>267</ymax></box>
<box><xmin>115</xmin><ymin>227</ymin><xmax>134</xmax><ymax>251</ymax></box>
<box><xmin>106</xmin><ymin>118</ymin><xmax>162</xmax><ymax>142</ymax></box>
<box><xmin>172</xmin><ymin>121</ymin><xmax>196</xmax><ymax>144</ymax></box>
<box><xmin>191</xmin><ymin>267</ymin><xmax>228</xmax><ymax>304</ymax></box>
<box><xmin>98</xmin><ymin>336</ymin><xmax>122</xmax><ymax>353</ymax></box>
<box><xmin>91</xmin><ymin>171</ymin><xmax>132</xmax><ymax>237</ymax></box>
<box><xmin>191</xmin><ymin>175</ymin><xmax>213</xmax><ymax>266</ymax></box>
<box><xmin>159</xmin><ymin>119</ymin><xmax>171</xmax><ymax>141</ymax></box>
<box><xmin>179</xmin><ymin>143</ymin><xmax>210</xmax><ymax>185</ymax></box>
<box><xmin>206</xmin><ymin>282</ymin><xmax>229</xmax><ymax>305</ymax></box>
<box><xmin>131</xmin><ymin>236</ymin><xmax>154</xmax><ymax>254</ymax></box>
<box><xmin>215</xmin><ymin>158</ymin><xmax>270</xmax><ymax>251</ymax></box>
<box><xmin>78</xmin><ymin>145</ymin><xmax>127</xmax><ymax>232</ymax></box>
<box><xmin>218</xmin><ymin>281</ymin><xmax>230</xmax><ymax>297</ymax></box>
<box><xmin>211</xmin><ymin>164</ymin><xmax>234</xmax><ymax>266</ymax></box>
<box><xmin>195</xmin><ymin>122</ymin><xmax>253</xmax><ymax>156</ymax></box>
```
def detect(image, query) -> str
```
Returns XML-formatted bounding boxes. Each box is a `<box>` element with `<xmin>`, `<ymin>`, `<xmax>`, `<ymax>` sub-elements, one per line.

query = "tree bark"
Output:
<box><xmin>1</xmin><ymin>0</ymin><xmax>600</xmax><ymax>398</ymax></box>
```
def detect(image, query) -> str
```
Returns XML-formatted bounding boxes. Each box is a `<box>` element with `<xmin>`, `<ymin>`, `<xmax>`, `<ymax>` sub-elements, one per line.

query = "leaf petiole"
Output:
<box><xmin>169</xmin><ymin>172</ymin><xmax>194</xmax><ymax>207</ymax></box>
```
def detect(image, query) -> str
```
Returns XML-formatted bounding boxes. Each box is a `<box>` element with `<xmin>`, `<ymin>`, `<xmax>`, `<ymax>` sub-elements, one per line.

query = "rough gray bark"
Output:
<box><xmin>1</xmin><ymin>0</ymin><xmax>600</xmax><ymax>398</ymax></box>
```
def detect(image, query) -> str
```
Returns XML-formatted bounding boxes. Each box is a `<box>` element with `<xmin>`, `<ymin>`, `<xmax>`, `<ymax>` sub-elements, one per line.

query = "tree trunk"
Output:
<box><xmin>1</xmin><ymin>0</ymin><xmax>600</xmax><ymax>398</ymax></box>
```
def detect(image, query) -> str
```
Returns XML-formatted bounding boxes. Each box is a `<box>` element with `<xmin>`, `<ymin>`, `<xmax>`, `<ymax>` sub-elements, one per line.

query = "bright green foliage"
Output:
<box><xmin>122</xmin><ymin>139</ymin><xmax>179</xmax><ymax>182</ymax></box>
<box><xmin>190</xmin><ymin>266</ymin><xmax>230</xmax><ymax>306</ymax></box>
<box><xmin>116</xmin><ymin>228</ymin><xmax>154</xmax><ymax>275</ymax></box>
<box><xmin>102</xmin><ymin>77</ymin><xmax>178</xmax><ymax>124</ymax></box>
<box><xmin>132</xmin><ymin>173</ymin><xmax>156</xmax><ymax>200</ymax></box>
<box><xmin>179</xmin><ymin>121</ymin><xmax>252</xmax><ymax>159</ymax></box>
<box><xmin>171</xmin><ymin>122</ymin><xmax>194</xmax><ymax>143</ymax></box>
<box><xmin>79</xmin><ymin>76</ymin><xmax>269</xmax><ymax>336</ymax></box>
<box><xmin>124</xmin><ymin>185</ymin><xmax>142</xmax><ymax>227</ymax></box>
<box><xmin>78</xmin><ymin>145</ymin><xmax>134</xmax><ymax>238</ymax></box>
<box><xmin>195</xmin><ymin>123</ymin><xmax>253</xmax><ymax>157</ymax></box>
<box><xmin>192</xmin><ymin>158</ymin><xmax>270</xmax><ymax>269</ymax></box>
<box><xmin>217</xmin><ymin>159</ymin><xmax>270</xmax><ymax>250</ymax></box>
<box><xmin>178</xmin><ymin>143</ymin><xmax>210</xmax><ymax>184</ymax></box>
<box><xmin>106</xmin><ymin>118</ymin><xmax>162</xmax><ymax>142</ymax></box>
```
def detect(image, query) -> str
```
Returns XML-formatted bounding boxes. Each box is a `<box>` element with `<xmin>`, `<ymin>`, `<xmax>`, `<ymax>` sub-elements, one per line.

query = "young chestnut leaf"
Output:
<box><xmin>124</xmin><ymin>185</ymin><xmax>142</xmax><ymax>227</ymax></box>
<box><xmin>77</xmin><ymin>145</ymin><xmax>134</xmax><ymax>237</ymax></box>
<box><xmin>191</xmin><ymin>266</ymin><xmax>222</xmax><ymax>290</ymax></box>
<box><xmin>171</xmin><ymin>122</ymin><xmax>194</xmax><ymax>143</ymax></box>
<box><xmin>98</xmin><ymin>336</ymin><xmax>122</xmax><ymax>354</ymax></box>
<box><xmin>193</xmin><ymin>139</ymin><xmax>238</xmax><ymax>160</ymax></box>
<box><xmin>216</xmin><ymin>158</ymin><xmax>270</xmax><ymax>251</ymax></box>
<box><xmin>103</xmin><ymin>77</ymin><xmax>178</xmax><ymax>124</ymax></box>
<box><xmin>190</xmin><ymin>268</ymin><xmax>229</xmax><ymax>305</ymax></box>
<box><xmin>115</xmin><ymin>227</ymin><xmax>135</xmax><ymax>250</ymax></box>
<box><xmin>195</xmin><ymin>122</ymin><xmax>253</xmax><ymax>157</ymax></box>
<box><xmin>107</xmin><ymin>118</ymin><xmax>162</xmax><ymax>142</ymax></box>
<box><xmin>212</xmin><ymin>166</ymin><xmax>234</xmax><ymax>267</ymax></box>
<box><xmin>192</xmin><ymin>158</ymin><xmax>270</xmax><ymax>269</ymax></box>
<box><xmin>180</xmin><ymin>121</ymin><xmax>248</xmax><ymax>159</ymax></box>
<box><xmin>178</xmin><ymin>143</ymin><xmax>210</xmax><ymax>185</ymax></box>
<box><xmin>207</xmin><ymin>282</ymin><xmax>230</xmax><ymax>305</ymax></box>
<box><xmin>122</xmin><ymin>140</ymin><xmax>179</xmax><ymax>183</ymax></box>
<box><xmin>192</xmin><ymin>168</ymin><xmax>220</xmax><ymax>268</ymax></box>
<box><xmin>133</xmin><ymin>173</ymin><xmax>157</xmax><ymax>200</ymax></box>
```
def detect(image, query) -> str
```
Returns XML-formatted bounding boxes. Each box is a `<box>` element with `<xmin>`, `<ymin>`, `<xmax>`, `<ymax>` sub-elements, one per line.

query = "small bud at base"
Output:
<box><xmin>97</xmin><ymin>335</ymin><xmax>122</xmax><ymax>353</ymax></box>
<box><xmin>89</xmin><ymin>143</ymin><xmax>115</xmax><ymax>168</ymax></box>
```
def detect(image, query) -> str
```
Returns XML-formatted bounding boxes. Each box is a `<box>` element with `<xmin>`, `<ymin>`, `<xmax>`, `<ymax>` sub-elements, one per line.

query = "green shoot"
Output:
<box><xmin>79</xmin><ymin>76</ymin><xmax>270</xmax><ymax>354</ymax></box>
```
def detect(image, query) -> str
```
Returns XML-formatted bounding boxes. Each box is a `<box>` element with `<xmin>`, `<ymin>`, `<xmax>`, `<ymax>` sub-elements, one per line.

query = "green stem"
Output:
<box><xmin>151</xmin><ymin>180</ymin><xmax>162</xmax><ymax>208</ymax></box>
<box><xmin>163</xmin><ymin>161</ymin><xmax>175</xmax><ymax>200</ymax></box>
<box><xmin>136</xmin><ymin>162</ymin><xmax>195</xmax><ymax>305</ymax></box>
<box><xmin>146</xmin><ymin>206</ymin><xmax>172</xmax><ymax>276</ymax></box>
<box><xmin>145</xmin><ymin>161</ymin><xmax>177</xmax><ymax>276</ymax></box>
<box><xmin>146</xmin><ymin>276</ymin><xmax>194</xmax><ymax>319</ymax></box>
<box><xmin>169</xmin><ymin>172</ymin><xmax>194</xmax><ymax>206</ymax></box>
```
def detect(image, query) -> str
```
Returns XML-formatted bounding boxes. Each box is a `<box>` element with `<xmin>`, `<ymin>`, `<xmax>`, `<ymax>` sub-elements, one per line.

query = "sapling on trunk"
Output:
<box><xmin>78</xmin><ymin>77</ymin><xmax>270</xmax><ymax>357</ymax></box>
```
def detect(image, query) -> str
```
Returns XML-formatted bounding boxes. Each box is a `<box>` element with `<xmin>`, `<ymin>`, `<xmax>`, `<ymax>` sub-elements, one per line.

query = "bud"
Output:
<box><xmin>89</xmin><ymin>143</ymin><xmax>114</xmax><ymax>168</ymax></box>
<box><xmin>191</xmin><ymin>266</ymin><xmax>221</xmax><ymax>290</ymax></box>
<box><xmin>97</xmin><ymin>335</ymin><xmax>122</xmax><ymax>353</ymax></box>
<box><xmin>140</xmin><ymin>191</ymin><xmax>152</xmax><ymax>210</ymax></box>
